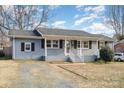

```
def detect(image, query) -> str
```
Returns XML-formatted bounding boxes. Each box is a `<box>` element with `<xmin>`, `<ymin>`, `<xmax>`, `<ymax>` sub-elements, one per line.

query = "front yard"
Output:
<box><xmin>0</xmin><ymin>60</ymin><xmax>124</xmax><ymax>88</ymax></box>
<box><xmin>58</xmin><ymin>62</ymin><xmax>124</xmax><ymax>87</ymax></box>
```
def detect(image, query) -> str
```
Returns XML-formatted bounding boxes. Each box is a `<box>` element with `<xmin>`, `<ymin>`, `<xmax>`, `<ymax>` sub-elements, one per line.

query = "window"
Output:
<box><xmin>84</xmin><ymin>41</ymin><xmax>89</xmax><ymax>48</ymax></box>
<box><xmin>46</xmin><ymin>40</ymin><xmax>59</xmax><ymax>48</ymax></box>
<box><xmin>77</xmin><ymin>41</ymin><xmax>80</xmax><ymax>48</ymax></box>
<box><xmin>25</xmin><ymin>42</ymin><xmax>31</xmax><ymax>52</ymax></box>
<box><xmin>21</xmin><ymin>42</ymin><xmax>35</xmax><ymax>52</ymax></box>
<box><xmin>47</xmin><ymin>40</ymin><xmax>51</xmax><ymax>48</ymax></box>
<box><xmin>53</xmin><ymin>40</ymin><xmax>59</xmax><ymax>48</ymax></box>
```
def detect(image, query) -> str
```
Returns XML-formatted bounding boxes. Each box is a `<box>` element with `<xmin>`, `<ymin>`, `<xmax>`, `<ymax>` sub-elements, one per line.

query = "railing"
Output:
<box><xmin>69</xmin><ymin>49</ymin><xmax>83</xmax><ymax>62</ymax></box>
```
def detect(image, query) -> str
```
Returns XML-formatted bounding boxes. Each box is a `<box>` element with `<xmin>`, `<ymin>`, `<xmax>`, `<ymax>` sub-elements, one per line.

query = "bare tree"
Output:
<box><xmin>106</xmin><ymin>5</ymin><xmax>124</xmax><ymax>41</ymax></box>
<box><xmin>0</xmin><ymin>5</ymin><xmax>50</xmax><ymax>31</ymax></box>
<box><xmin>0</xmin><ymin>5</ymin><xmax>50</xmax><ymax>47</ymax></box>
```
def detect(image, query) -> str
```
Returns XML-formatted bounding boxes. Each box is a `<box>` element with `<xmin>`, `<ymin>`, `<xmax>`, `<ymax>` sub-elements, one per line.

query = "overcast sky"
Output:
<box><xmin>46</xmin><ymin>5</ymin><xmax>114</xmax><ymax>37</ymax></box>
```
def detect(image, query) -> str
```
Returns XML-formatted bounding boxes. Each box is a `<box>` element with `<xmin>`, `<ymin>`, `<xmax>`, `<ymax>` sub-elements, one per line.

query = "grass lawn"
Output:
<box><xmin>0</xmin><ymin>60</ymin><xmax>124</xmax><ymax>88</ymax></box>
<box><xmin>57</xmin><ymin>62</ymin><xmax>124</xmax><ymax>88</ymax></box>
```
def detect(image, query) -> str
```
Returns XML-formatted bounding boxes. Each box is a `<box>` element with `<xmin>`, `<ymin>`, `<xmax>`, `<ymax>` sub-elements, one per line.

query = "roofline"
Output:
<box><xmin>43</xmin><ymin>35</ymin><xmax>113</xmax><ymax>41</ymax></box>
<box><xmin>7</xmin><ymin>34</ymin><xmax>113</xmax><ymax>41</ymax></box>
<box><xmin>37</xmin><ymin>27</ymin><xmax>91</xmax><ymax>34</ymax></box>
<box><xmin>35</xmin><ymin>29</ymin><xmax>43</xmax><ymax>36</ymax></box>
<box><xmin>8</xmin><ymin>35</ymin><xmax>44</xmax><ymax>39</ymax></box>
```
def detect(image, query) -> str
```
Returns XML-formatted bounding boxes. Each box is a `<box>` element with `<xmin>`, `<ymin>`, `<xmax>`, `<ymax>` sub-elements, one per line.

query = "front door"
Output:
<box><xmin>66</xmin><ymin>40</ymin><xmax>76</xmax><ymax>55</ymax></box>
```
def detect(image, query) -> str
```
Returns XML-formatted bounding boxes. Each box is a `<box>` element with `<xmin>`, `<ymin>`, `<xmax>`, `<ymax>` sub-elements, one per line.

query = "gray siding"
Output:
<box><xmin>14</xmin><ymin>38</ymin><xmax>45</xmax><ymax>59</ymax></box>
<box><xmin>46</xmin><ymin>49</ymin><xmax>66</xmax><ymax>61</ymax></box>
<box><xmin>13</xmin><ymin>38</ymin><xmax>100</xmax><ymax>62</ymax></box>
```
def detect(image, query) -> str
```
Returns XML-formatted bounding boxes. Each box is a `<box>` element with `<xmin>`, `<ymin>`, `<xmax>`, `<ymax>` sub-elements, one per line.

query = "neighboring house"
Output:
<box><xmin>8</xmin><ymin>28</ymin><xmax>114</xmax><ymax>62</ymax></box>
<box><xmin>114</xmin><ymin>39</ymin><xmax>124</xmax><ymax>53</ymax></box>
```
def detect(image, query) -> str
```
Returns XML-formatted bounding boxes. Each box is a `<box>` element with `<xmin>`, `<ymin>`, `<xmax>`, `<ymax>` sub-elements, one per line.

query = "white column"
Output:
<box><xmin>80</xmin><ymin>40</ymin><xmax>82</xmax><ymax>56</ymax></box>
<box><xmin>64</xmin><ymin>39</ymin><xmax>67</xmax><ymax>56</ymax></box>
<box><xmin>45</xmin><ymin>38</ymin><xmax>47</xmax><ymax>57</ymax></box>
<box><xmin>12</xmin><ymin>37</ymin><xmax>15</xmax><ymax>59</ymax></box>
<box><xmin>97</xmin><ymin>40</ymin><xmax>100</xmax><ymax>58</ymax></box>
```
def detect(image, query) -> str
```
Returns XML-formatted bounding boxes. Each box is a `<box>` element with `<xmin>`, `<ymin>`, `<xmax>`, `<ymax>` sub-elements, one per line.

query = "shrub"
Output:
<box><xmin>100</xmin><ymin>46</ymin><xmax>114</xmax><ymax>63</ymax></box>
<box><xmin>0</xmin><ymin>50</ymin><xmax>5</xmax><ymax>57</ymax></box>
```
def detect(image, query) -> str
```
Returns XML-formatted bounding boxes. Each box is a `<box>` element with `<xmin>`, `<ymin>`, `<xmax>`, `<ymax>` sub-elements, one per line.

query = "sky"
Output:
<box><xmin>46</xmin><ymin>5</ymin><xmax>114</xmax><ymax>37</ymax></box>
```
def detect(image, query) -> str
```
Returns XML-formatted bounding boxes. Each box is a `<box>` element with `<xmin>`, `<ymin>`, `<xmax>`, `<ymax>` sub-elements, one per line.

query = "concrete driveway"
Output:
<box><xmin>0</xmin><ymin>60</ymin><xmax>79</xmax><ymax>88</ymax></box>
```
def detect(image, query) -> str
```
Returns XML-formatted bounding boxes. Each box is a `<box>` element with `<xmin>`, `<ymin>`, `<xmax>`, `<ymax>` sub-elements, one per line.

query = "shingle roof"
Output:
<box><xmin>8</xmin><ymin>28</ymin><xmax>113</xmax><ymax>41</ymax></box>
<box><xmin>37</xmin><ymin>28</ymin><xmax>93</xmax><ymax>37</ymax></box>
<box><xmin>9</xmin><ymin>30</ymin><xmax>36</xmax><ymax>36</ymax></box>
<box><xmin>37</xmin><ymin>28</ymin><xmax>113</xmax><ymax>41</ymax></box>
<box><xmin>92</xmin><ymin>34</ymin><xmax>113</xmax><ymax>41</ymax></box>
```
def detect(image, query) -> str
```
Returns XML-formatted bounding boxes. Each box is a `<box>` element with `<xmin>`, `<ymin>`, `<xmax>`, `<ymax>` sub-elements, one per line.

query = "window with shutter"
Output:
<box><xmin>21</xmin><ymin>42</ymin><xmax>25</xmax><ymax>51</ymax></box>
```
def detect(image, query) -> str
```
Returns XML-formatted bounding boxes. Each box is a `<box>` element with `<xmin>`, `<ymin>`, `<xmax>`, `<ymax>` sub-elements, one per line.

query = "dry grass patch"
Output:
<box><xmin>58</xmin><ymin>62</ymin><xmax>124</xmax><ymax>87</ymax></box>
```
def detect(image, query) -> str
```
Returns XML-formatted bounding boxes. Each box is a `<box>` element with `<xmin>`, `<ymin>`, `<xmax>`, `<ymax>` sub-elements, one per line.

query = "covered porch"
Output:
<box><xmin>43</xmin><ymin>35</ymin><xmax>100</xmax><ymax>62</ymax></box>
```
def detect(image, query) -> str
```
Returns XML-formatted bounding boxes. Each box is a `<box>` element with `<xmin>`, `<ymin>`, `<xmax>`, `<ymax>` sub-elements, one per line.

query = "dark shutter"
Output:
<box><xmin>74</xmin><ymin>40</ymin><xmax>77</xmax><ymax>49</ymax></box>
<box><xmin>105</xmin><ymin>41</ymin><xmax>107</xmax><ymax>46</ymax></box>
<box><xmin>41</xmin><ymin>39</ymin><xmax>45</xmax><ymax>48</ymax></box>
<box><xmin>89</xmin><ymin>41</ymin><xmax>92</xmax><ymax>49</ymax></box>
<box><xmin>31</xmin><ymin>42</ymin><xmax>35</xmax><ymax>51</ymax></box>
<box><xmin>60</xmin><ymin>40</ymin><xmax>63</xmax><ymax>49</ymax></box>
<box><xmin>21</xmin><ymin>42</ymin><xmax>25</xmax><ymax>51</ymax></box>
<box><xmin>98</xmin><ymin>41</ymin><xmax>100</xmax><ymax>49</ymax></box>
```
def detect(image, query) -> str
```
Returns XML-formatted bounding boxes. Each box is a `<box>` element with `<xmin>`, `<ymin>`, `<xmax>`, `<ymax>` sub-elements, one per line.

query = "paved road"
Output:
<box><xmin>13</xmin><ymin>62</ymin><xmax>79</xmax><ymax>88</ymax></box>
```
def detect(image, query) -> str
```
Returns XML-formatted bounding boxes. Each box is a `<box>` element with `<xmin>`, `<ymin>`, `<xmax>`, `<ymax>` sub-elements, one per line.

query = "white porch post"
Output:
<box><xmin>12</xmin><ymin>37</ymin><xmax>15</xmax><ymax>59</ymax></box>
<box><xmin>80</xmin><ymin>40</ymin><xmax>82</xmax><ymax>56</ymax></box>
<box><xmin>64</xmin><ymin>39</ymin><xmax>67</xmax><ymax>56</ymax></box>
<box><xmin>45</xmin><ymin>38</ymin><xmax>47</xmax><ymax>57</ymax></box>
<box><xmin>97</xmin><ymin>40</ymin><xmax>100</xmax><ymax>58</ymax></box>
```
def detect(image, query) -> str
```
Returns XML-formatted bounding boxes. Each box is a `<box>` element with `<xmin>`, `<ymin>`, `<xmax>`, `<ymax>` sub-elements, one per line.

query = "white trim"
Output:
<box><xmin>64</xmin><ymin>39</ymin><xmax>67</xmax><ymax>56</ymax></box>
<box><xmin>44</xmin><ymin>35</ymin><xmax>99</xmax><ymax>39</ymax></box>
<box><xmin>80</xmin><ymin>40</ymin><xmax>82</xmax><ymax>56</ymax></box>
<box><xmin>45</xmin><ymin>38</ymin><xmax>47</xmax><ymax>57</ymax></box>
<box><xmin>8</xmin><ymin>35</ymin><xmax>44</xmax><ymax>39</ymax></box>
<box><xmin>25</xmin><ymin>42</ymin><xmax>31</xmax><ymax>52</ymax></box>
<box><xmin>37</xmin><ymin>29</ymin><xmax>43</xmax><ymax>36</ymax></box>
<box><xmin>12</xmin><ymin>37</ymin><xmax>15</xmax><ymax>59</ymax></box>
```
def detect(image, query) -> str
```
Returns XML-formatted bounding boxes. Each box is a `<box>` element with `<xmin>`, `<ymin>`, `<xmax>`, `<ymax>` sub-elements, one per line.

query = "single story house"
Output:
<box><xmin>8</xmin><ymin>28</ymin><xmax>114</xmax><ymax>62</ymax></box>
<box><xmin>114</xmin><ymin>39</ymin><xmax>124</xmax><ymax>53</ymax></box>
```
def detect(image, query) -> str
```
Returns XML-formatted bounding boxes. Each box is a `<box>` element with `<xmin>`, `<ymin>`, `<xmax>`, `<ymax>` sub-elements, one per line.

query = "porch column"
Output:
<box><xmin>45</xmin><ymin>38</ymin><xmax>47</xmax><ymax>57</ymax></box>
<box><xmin>80</xmin><ymin>40</ymin><xmax>82</xmax><ymax>56</ymax></box>
<box><xmin>12</xmin><ymin>37</ymin><xmax>15</xmax><ymax>59</ymax></box>
<box><xmin>64</xmin><ymin>39</ymin><xmax>67</xmax><ymax>56</ymax></box>
<box><xmin>97</xmin><ymin>40</ymin><xmax>100</xmax><ymax>58</ymax></box>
